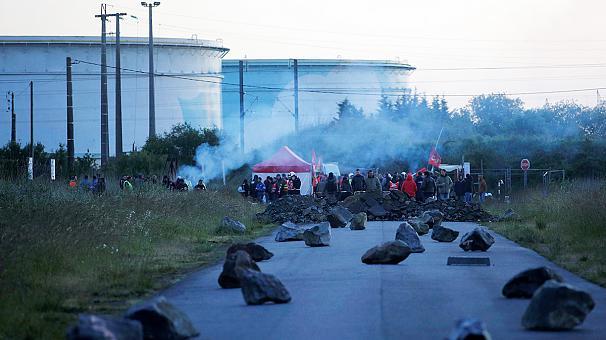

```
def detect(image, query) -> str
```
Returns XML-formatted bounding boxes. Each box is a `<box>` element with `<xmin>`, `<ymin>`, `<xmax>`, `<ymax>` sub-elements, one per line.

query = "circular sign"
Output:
<box><xmin>521</xmin><ymin>158</ymin><xmax>530</xmax><ymax>171</ymax></box>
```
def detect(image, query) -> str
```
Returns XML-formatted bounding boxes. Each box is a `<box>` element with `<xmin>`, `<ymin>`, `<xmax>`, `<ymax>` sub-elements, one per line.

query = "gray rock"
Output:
<box><xmin>218</xmin><ymin>250</ymin><xmax>260</xmax><ymax>289</ymax></box>
<box><xmin>303</xmin><ymin>222</ymin><xmax>331</xmax><ymax>247</ymax></box>
<box><xmin>125</xmin><ymin>296</ymin><xmax>199</xmax><ymax>340</ymax></box>
<box><xmin>499</xmin><ymin>208</ymin><xmax>520</xmax><ymax>221</ymax></box>
<box><xmin>431</xmin><ymin>225</ymin><xmax>460</xmax><ymax>242</ymax></box>
<box><xmin>350</xmin><ymin>212</ymin><xmax>367</xmax><ymax>230</ymax></box>
<box><xmin>421</xmin><ymin>210</ymin><xmax>444</xmax><ymax>228</ymax></box>
<box><xmin>395</xmin><ymin>222</ymin><xmax>425</xmax><ymax>253</ymax></box>
<box><xmin>522</xmin><ymin>280</ymin><xmax>595</xmax><ymax>330</ymax></box>
<box><xmin>236</xmin><ymin>268</ymin><xmax>292</xmax><ymax>305</ymax></box>
<box><xmin>408</xmin><ymin>219</ymin><xmax>430</xmax><ymax>236</ymax></box>
<box><xmin>446</xmin><ymin>318</ymin><xmax>492</xmax><ymax>340</ymax></box>
<box><xmin>459</xmin><ymin>227</ymin><xmax>495</xmax><ymax>251</ymax></box>
<box><xmin>217</xmin><ymin>216</ymin><xmax>246</xmax><ymax>234</ymax></box>
<box><xmin>67</xmin><ymin>314</ymin><xmax>143</xmax><ymax>340</ymax></box>
<box><xmin>327</xmin><ymin>206</ymin><xmax>353</xmax><ymax>228</ymax></box>
<box><xmin>361</xmin><ymin>240</ymin><xmax>412</xmax><ymax>265</ymax></box>
<box><xmin>367</xmin><ymin>204</ymin><xmax>388</xmax><ymax>218</ymax></box>
<box><xmin>227</xmin><ymin>242</ymin><xmax>274</xmax><ymax>262</ymax></box>
<box><xmin>502</xmin><ymin>267</ymin><xmax>564</xmax><ymax>299</ymax></box>
<box><xmin>274</xmin><ymin>222</ymin><xmax>305</xmax><ymax>242</ymax></box>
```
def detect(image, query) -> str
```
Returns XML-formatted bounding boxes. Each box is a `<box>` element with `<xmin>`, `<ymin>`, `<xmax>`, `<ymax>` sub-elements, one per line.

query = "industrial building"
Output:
<box><xmin>222</xmin><ymin>59</ymin><xmax>415</xmax><ymax>151</ymax></box>
<box><xmin>0</xmin><ymin>36</ymin><xmax>228</xmax><ymax>155</ymax></box>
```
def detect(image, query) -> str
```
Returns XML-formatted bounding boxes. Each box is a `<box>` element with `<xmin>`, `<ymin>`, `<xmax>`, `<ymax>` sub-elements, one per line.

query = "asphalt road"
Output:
<box><xmin>162</xmin><ymin>222</ymin><xmax>606</xmax><ymax>340</ymax></box>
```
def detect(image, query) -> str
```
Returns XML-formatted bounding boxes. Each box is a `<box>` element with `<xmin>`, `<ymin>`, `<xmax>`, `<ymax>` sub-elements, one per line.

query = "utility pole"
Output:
<box><xmin>7</xmin><ymin>91</ymin><xmax>15</xmax><ymax>143</ymax></box>
<box><xmin>141</xmin><ymin>1</ymin><xmax>160</xmax><ymax>138</ymax></box>
<box><xmin>66</xmin><ymin>57</ymin><xmax>75</xmax><ymax>173</ymax></box>
<box><xmin>239</xmin><ymin>60</ymin><xmax>245</xmax><ymax>152</ymax></box>
<box><xmin>30</xmin><ymin>81</ymin><xmax>33</xmax><ymax>158</ymax></box>
<box><xmin>95</xmin><ymin>4</ymin><xmax>109</xmax><ymax>167</ymax></box>
<box><xmin>108</xmin><ymin>12</ymin><xmax>127</xmax><ymax>157</ymax></box>
<box><xmin>293</xmin><ymin>59</ymin><xmax>299</xmax><ymax>134</ymax></box>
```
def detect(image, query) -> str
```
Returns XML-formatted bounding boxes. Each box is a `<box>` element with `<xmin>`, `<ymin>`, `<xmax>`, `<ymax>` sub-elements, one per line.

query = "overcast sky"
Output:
<box><xmin>1</xmin><ymin>0</ymin><xmax>605</xmax><ymax>108</ymax></box>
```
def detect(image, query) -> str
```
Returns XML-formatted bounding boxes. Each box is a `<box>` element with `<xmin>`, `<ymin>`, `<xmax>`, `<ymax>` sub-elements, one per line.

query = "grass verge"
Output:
<box><xmin>485</xmin><ymin>179</ymin><xmax>606</xmax><ymax>287</ymax></box>
<box><xmin>0</xmin><ymin>180</ymin><xmax>271</xmax><ymax>339</ymax></box>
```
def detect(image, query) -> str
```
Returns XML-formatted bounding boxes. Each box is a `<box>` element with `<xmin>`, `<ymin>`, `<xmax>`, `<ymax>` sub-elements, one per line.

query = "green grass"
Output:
<box><xmin>0</xmin><ymin>180</ymin><xmax>271</xmax><ymax>339</ymax></box>
<box><xmin>485</xmin><ymin>179</ymin><xmax>606</xmax><ymax>287</ymax></box>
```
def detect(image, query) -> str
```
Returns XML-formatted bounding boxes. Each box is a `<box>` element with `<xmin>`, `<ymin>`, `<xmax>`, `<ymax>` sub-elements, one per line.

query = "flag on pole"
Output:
<box><xmin>311</xmin><ymin>150</ymin><xmax>317</xmax><ymax>174</ymax></box>
<box><xmin>428</xmin><ymin>147</ymin><xmax>442</xmax><ymax>168</ymax></box>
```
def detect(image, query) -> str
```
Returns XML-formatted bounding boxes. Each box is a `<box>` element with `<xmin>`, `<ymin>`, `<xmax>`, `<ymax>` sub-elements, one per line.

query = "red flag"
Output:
<box><xmin>311</xmin><ymin>150</ymin><xmax>317</xmax><ymax>174</ymax></box>
<box><xmin>428</xmin><ymin>147</ymin><xmax>442</xmax><ymax>168</ymax></box>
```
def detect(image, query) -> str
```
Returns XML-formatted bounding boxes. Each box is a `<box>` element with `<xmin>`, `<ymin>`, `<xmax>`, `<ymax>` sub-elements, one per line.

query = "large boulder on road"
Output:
<box><xmin>217</xmin><ymin>216</ymin><xmax>246</xmax><ymax>234</ymax></box>
<box><xmin>236</xmin><ymin>268</ymin><xmax>292</xmax><ymax>305</ymax></box>
<box><xmin>502</xmin><ymin>267</ymin><xmax>564</xmax><ymax>299</ymax></box>
<box><xmin>522</xmin><ymin>280</ymin><xmax>595</xmax><ymax>330</ymax></box>
<box><xmin>326</xmin><ymin>206</ymin><xmax>353</xmax><ymax>228</ymax></box>
<box><xmin>421</xmin><ymin>210</ymin><xmax>444</xmax><ymax>228</ymax></box>
<box><xmin>67</xmin><ymin>314</ymin><xmax>143</xmax><ymax>340</ymax></box>
<box><xmin>395</xmin><ymin>222</ymin><xmax>425</xmax><ymax>253</ymax></box>
<box><xmin>303</xmin><ymin>222</ymin><xmax>331</xmax><ymax>247</ymax></box>
<box><xmin>361</xmin><ymin>240</ymin><xmax>412</xmax><ymax>265</ymax></box>
<box><xmin>431</xmin><ymin>225</ymin><xmax>460</xmax><ymax>243</ymax></box>
<box><xmin>408</xmin><ymin>219</ymin><xmax>430</xmax><ymax>236</ymax></box>
<box><xmin>218</xmin><ymin>250</ymin><xmax>261</xmax><ymax>289</ymax></box>
<box><xmin>459</xmin><ymin>227</ymin><xmax>495</xmax><ymax>251</ymax></box>
<box><xmin>125</xmin><ymin>296</ymin><xmax>199</xmax><ymax>340</ymax></box>
<box><xmin>275</xmin><ymin>222</ymin><xmax>305</xmax><ymax>242</ymax></box>
<box><xmin>227</xmin><ymin>243</ymin><xmax>273</xmax><ymax>262</ymax></box>
<box><xmin>350</xmin><ymin>212</ymin><xmax>367</xmax><ymax>230</ymax></box>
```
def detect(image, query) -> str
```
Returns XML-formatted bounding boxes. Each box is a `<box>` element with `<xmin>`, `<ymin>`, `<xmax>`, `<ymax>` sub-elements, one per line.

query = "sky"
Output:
<box><xmin>1</xmin><ymin>0</ymin><xmax>606</xmax><ymax>109</ymax></box>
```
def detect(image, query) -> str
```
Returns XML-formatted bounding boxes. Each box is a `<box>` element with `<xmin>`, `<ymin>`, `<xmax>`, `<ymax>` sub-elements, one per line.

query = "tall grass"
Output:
<box><xmin>0</xmin><ymin>180</ymin><xmax>268</xmax><ymax>339</ymax></box>
<box><xmin>487</xmin><ymin>179</ymin><xmax>606</xmax><ymax>287</ymax></box>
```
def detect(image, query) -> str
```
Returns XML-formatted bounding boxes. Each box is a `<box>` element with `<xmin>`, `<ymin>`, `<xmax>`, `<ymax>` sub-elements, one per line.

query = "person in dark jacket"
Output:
<box><xmin>414</xmin><ymin>172</ymin><xmax>425</xmax><ymax>202</ymax></box>
<box><xmin>240</xmin><ymin>179</ymin><xmax>249</xmax><ymax>197</ymax></box>
<box><xmin>291</xmin><ymin>174</ymin><xmax>302</xmax><ymax>195</ymax></box>
<box><xmin>351</xmin><ymin>169</ymin><xmax>366</xmax><ymax>192</ymax></box>
<box><xmin>365</xmin><ymin>170</ymin><xmax>382</xmax><ymax>193</ymax></box>
<box><xmin>464</xmin><ymin>174</ymin><xmax>473</xmax><ymax>203</ymax></box>
<box><xmin>422</xmin><ymin>171</ymin><xmax>436</xmax><ymax>202</ymax></box>
<box><xmin>325</xmin><ymin>172</ymin><xmax>338</xmax><ymax>199</ymax></box>
<box><xmin>264</xmin><ymin>176</ymin><xmax>273</xmax><ymax>200</ymax></box>
<box><xmin>339</xmin><ymin>174</ymin><xmax>352</xmax><ymax>200</ymax></box>
<box><xmin>454</xmin><ymin>175</ymin><xmax>466</xmax><ymax>201</ymax></box>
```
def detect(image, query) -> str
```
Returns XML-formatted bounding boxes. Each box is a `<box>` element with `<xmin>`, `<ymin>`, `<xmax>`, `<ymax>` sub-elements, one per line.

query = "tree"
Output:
<box><xmin>142</xmin><ymin>123</ymin><xmax>220</xmax><ymax>165</ymax></box>
<box><xmin>334</xmin><ymin>98</ymin><xmax>364</xmax><ymax>122</ymax></box>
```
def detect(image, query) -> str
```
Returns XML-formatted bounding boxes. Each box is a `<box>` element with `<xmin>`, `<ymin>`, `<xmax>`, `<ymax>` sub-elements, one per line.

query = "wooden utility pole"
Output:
<box><xmin>108</xmin><ymin>12</ymin><xmax>127</xmax><ymax>157</ymax></box>
<box><xmin>66</xmin><ymin>57</ymin><xmax>75</xmax><ymax>173</ymax></box>
<box><xmin>239</xmin><ymin>60</ymin><xmax>244</xmax><ymax>152</ymax></box>
<box><xmin>294</xmin><ymin>59</ymin><xmax>299</xmax><ymax>134</ymax></box>
<box><xmin>29</xmin><ymin>81</ymin><xmax>33</xmax><ymax>158</ymax></box>
<box><xmin>95</xmin><ymin>4</ymin><xmax>109</xmax><ymax>167</ymax></box>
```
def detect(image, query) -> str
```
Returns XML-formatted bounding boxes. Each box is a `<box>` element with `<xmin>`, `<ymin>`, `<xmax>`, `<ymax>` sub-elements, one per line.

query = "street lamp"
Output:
<box><xmin>141</xmin><ymin>1</ymin><xmax>160</xmax><ymax>138</ymax></box>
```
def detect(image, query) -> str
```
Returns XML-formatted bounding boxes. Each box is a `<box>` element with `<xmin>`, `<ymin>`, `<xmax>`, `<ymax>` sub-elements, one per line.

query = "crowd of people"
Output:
<box><xmin>68</xmin><ymin>173</ymin><xmax>208</xmax><ymax>193</ymax></box>
<box><xmin>68</xmin><ymin>174</ymin><xmax>106</xmax><ymax>194</ymax></box>
<box><xmin>313</xmin><ymin>168</ymin><xmax>489</xmax><ymax>204</ymax></box>
<box><xmin>239</xmin><ymin>172</ymin><xmax>303</xmax><ymax>202</ymax></box>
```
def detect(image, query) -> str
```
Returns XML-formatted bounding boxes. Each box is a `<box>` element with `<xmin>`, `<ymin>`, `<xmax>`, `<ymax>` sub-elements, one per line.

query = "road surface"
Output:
<box><xmin>162</xmin><ymin>222</ymin><xmax>606</xmax><ymax>339</ymax></box>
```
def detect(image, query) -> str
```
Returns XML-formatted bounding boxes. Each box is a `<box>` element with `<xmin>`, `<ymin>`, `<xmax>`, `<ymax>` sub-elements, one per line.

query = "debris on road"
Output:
<box><xmin>350</xmin><ymin>212</ymin><xmax>367</xmax><ymax>230</ymax></box>
<box><xmin>361</xmin><ymin>240</ymin><xmax>412</xmax><ymax>264</ymax></box>
<box><xmin>67</xmin><ymin>314</ymin><xmax>143</xmax><ymax>340</ymax></box>
<box><xmin>502</xmin><ymin>267</ymin><xmax>564</xmax><ymax>299</ymax></box>
<box><xmin>303</xmin><ymin>222</ymin><xmax>331</xmax><ymax>247</ymax></box>
<box><xmin>431</xmin><ymin>225</ymin><xmax>460</xmax><ymax>243</ymax></box>
<box><xmin>459</xmin><ymin>227</ymin><xmax>495</xmax><ymax>251</ymax></box>
<box><xmin>275</xmin><ymin>222</ymin><xmax>306</xmax><ymax>242</ymax></box>
<box><xmin>395</xmin><ymin>222</ymin><xmax>425</xmax><ymax>253</ymax></box>
<box><xmin>257</xmin><ymin>195</ymin><xmax>330</xmax><ymax>224</ymax></box>
<box><xmin>236</xmin><ymin>268</ymin><xmax>292</xmax><ymax>305</ymax></box>
<box><xmin>522</xmin><ymin>280</ymin><xmax>595</xmax><ymax>330</ymax></box>
<box><xmin>446</xmin><ymin>318</ymin><xmax>492</xmax><ymax>340</ymax></box>
<box><xmin>227</xmin><ymin>242</ymin><xmax>274</xmax><ymax>262</ymax></box>
<box><xmin>218</xmin><ymin>250</ymin><xmax>261</xmax><ymax>289</ymax></box>
<box><xmin>125</xmin><ymin>296</ymin><xmax>199</xmax><ymax>340</ymax></box>
<box><xmin>327</xmin><ymin>206</ymin><xmax>353</xmax><ymax>228</ymax></box>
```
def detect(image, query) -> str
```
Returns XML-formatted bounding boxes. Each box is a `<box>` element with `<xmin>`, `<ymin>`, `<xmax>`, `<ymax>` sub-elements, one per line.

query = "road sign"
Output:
<box><xmin>521</xmin><ymin>158</ymin><xmax>530</xmax><ymax>171</ymax></box>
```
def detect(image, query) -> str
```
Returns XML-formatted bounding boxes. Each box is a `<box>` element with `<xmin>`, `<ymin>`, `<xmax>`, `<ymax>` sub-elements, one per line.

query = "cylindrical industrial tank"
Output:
<box><xmin>0</xmin><ymin>36</ymin><xmax>228</xmax><ymax>156</ymax></box>
<box><xmin>222</xmin><ymin>59</ymin><xmax>415</xmax><ymax>151</ymax></box>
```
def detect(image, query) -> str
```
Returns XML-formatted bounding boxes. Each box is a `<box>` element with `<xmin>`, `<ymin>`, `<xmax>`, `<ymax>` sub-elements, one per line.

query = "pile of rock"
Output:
<box><xmin>341</xmin><ymin>191</ymin><xmax>494</xmax><ymax>222</ymax></box>
<box><xmin>257</xmin><ymin>195</ymin><xmax>332</xmax><ymax>224</ymax></box>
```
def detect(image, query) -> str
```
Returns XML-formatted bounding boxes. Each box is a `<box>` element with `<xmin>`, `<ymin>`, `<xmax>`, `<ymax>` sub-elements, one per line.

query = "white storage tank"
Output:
<box><xmin>222</xmin><ymin>59</ymin><xmax>415</xmax><ymax>151</ymax></box>
<box><xmin>0</xmin><ymin>36</ymin><xmax>228</xmax><ymax>155</ymax></box>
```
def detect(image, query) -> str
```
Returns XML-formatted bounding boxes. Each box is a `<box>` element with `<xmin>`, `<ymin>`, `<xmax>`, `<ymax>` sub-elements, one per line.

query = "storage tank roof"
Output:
<box><xmin>223</xmin><ymin>59</ymin><xmax>415</xmax><ymax>70</ymax></box>
<box><xmin>0</xmin><ymin>36</ymin><xmax>228</xmax><ymax>52</ymax></box>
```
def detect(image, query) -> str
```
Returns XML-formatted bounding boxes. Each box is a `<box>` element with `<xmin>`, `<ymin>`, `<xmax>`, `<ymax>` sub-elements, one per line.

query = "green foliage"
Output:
<box><xmin>0</xmin><ymin>179</ymin><xmax>269</xmax><ymax>339</ymax></box>
<box><xmin>142</xmin><ymin>123</ymin><xmax>220</xmax><ymax>165</ymax></box>
<box><xmin>334</xmin><ymin>98</ymin><xmax>364</xmax><ymax>122</ymax></box>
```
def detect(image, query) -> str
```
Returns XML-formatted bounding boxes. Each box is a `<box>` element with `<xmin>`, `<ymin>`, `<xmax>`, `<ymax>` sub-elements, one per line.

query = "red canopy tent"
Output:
<box><xmin>252</xmin><ymin>146</ymin><xmax>312</xmax><ymax>195</ymax></box>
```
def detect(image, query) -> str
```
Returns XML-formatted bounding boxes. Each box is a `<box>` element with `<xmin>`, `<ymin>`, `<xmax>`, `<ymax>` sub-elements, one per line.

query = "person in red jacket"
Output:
<box><xmin>402</xmin><ymin>173</ymin><xmax>417</xmax><ymax>199</ymax></box>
